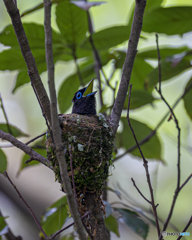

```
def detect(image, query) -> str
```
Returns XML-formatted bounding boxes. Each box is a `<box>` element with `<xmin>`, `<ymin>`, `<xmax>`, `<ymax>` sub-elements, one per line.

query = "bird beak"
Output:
<box><xmin>83</xmin><ymin>78</ymin><xmax>97</xmax><ymax>97</ymax></box>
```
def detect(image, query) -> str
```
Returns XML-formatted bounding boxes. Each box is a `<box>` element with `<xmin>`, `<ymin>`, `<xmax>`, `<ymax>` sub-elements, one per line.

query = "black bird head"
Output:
<box><xmin>72</xmin><ymin>79</ymin><xmax>97</xmax><ymax>115</ymax></box>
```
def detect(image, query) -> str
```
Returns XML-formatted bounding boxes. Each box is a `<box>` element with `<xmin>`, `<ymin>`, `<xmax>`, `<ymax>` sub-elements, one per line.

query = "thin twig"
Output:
<box><xmin>177</xmin><ymin>216</ymin><xmax>192</xmax><ymax>240</ymax></box>
<box><xmin>156</xmin><ymin>87</ymin><xmax>182</xmax><ymax>236</ymax></box>
<box><xmin>156</xmin><ymin>33</ymin><xmax>161</xmax><ymax>93</ymax></box>
<box><xmin>127</xmin><ymin>84</ymin><xmax>161</xmax><ymax>237</ymax></box>
<box><xmin>0</xmin><ymin>129</ymin><xmax>52</xmax><ymax>169</ymax></box>
<box><xmin>114</xmin><ymin>76</ymin><xmax>192</xmax><ymax>162</ymax></box>
<box><xmin>0</xmin><ymin>94</ymin><xmax>13</xmax><ymax>135</ymax></box>
<box><xmin>51</xmin><ymin>211</ymin><xmax>91</xmax><ymax>239</ymax></box>
<box><xmin>25</xmin><ymin>132</ymin><xmax>46</xmax><ymax>145</ymax></box>
<box><xmin>113</xmin><ymin>129</ymin><xmax>156</xmax><ymax>162</ymax></box>
<box><xmin>131</xmin><ymin>178</ymin><xmax>151</xmax><ymax>205</ymax></box>
<box><xmin>69</xmin><ymin>145</ymin><xmax>76</xmax><ymax>199</ymax></box>
<box><xmin>4</xmin><ymin>171</ymin><xmax>49</xmax><ymax>239</ymax></box>
<box><xmin>179</xmin><ymin>173</ymin><xmax>192</xmax><ymax>191</ymax></box>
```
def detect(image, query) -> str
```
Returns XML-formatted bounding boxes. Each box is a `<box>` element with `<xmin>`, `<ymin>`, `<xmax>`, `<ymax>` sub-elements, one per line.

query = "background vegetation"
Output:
<box><xmin>0</xmin><ymin>0</ymin><xmax>192</xmax><ymax>239</ymax></box>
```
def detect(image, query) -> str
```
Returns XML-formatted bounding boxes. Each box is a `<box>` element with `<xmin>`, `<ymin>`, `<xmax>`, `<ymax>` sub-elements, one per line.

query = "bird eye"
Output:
<box><xmin>76</xmin><ymin>92</ymin><xmax>82</xmax><ymax>99</ymax></box>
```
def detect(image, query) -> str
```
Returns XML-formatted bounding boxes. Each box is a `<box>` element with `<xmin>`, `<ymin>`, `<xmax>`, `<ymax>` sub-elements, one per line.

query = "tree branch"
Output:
<box><xmin>43</xmin><ymin>1</ymin><xmax>87</xmax><ymax>239</ymax></box>
<box><xmin>0</xmin><ymin>129</ymin><xmax>52</xmax><ymax>169</ymax></box>
<box><xmin>3</xmin><ymin>0</ymin><xmax>52</xmax><ymax>125</ymax></box>
<box><xmin>110</xmin><ymin>0</ymin><xmax>146</xmax><ymax>135</ymax></box>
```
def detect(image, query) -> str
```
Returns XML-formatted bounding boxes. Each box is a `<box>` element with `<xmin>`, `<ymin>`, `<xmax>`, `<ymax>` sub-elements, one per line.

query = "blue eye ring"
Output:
<box><xmin>76</xmin><ymin>92</ymin><xmax>82</xmax><ymax>99</ymax></box>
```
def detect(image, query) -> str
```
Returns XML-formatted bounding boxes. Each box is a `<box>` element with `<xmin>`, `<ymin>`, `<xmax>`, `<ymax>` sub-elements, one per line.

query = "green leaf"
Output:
<box><xmin>0</xmin><ymin>149</ymin><xmax>7</xmax><ymax>174</ymax></box>
<box><xmin>19</xmin><ymin>148</ymin><xmax>46</xmax><ymax>172</ymax></box>
<box><xmin>138</xmin><ymin>46</ymin><xmax>190</xmax><ymax>60</ymax></box>
<box><xmin>131</xmin><ymin>58</ymin><xmax>154</xmax><ymax>90</ymax></box>
<box><xmin>124</xmin><ymin>90</ymin><xmax>155</xmax><ymax>109</ymax></box>
<box><xmin>81</xmin><ymin>25</ymin><xmax>131</xmax><ymax>50</ymax></box>
<box><xmin>0</xmin><ymin>49</ymin><xmax>25</xmax><ymax>71</ymax></box>
<box><xmin>104</xmin><ymin>215</ymin><xmax>120</xmax><ymax>237</ymax></box>
<box><xmin>183</xmin><ymin>77</ymin><xmax>192</xmax><ymax>120</ymax></box>
<box><xmin>0</xmin><ymin>216</ymin><xmax>7</xmax><ymax>233</ymax></box>
<box><xmin>0</xmin><ymin>124</ymin><xmax>29</xmax><ymax>138</ymax></box>
<box><xmin>145</xmin><ymin>58</ymin><xmax>191</xmax><ymax>90</ymax></box>
<box><xmin>115</xmin><ymin>52</ymin><xmax>153</xmax><ymax>89</ymax></box>
<box><xmin>116</xmin><ymin>117</ymin><xmax>162</xmax><ymax>161</ymax></box>
<box><xmin>143</xmin><ymin>7</ymin><xmax>192</xmax><ymax>35</ymax></box>
<box><xmin>0</xmin><ymin>24</ymin><xmax>19</xmax><ymax>48</ymax></box>
<box><xmin>145</xmin><ymin>0</ymin><xmax>163</xmax><ymax>12</ymax></box>
<box><xmin>116</xmin><ymin>208</ymin><xmax>149</xmax><ymax>239</ymax></box>
<box><xmin>41</xmin><ymin>196</ymin><xmax>68</xmax><ymax>236</ymax></box>
<box><xmin>56</xmin><ymin>1</ymin><xmax>87</xmax><ymax>46</ymax></box>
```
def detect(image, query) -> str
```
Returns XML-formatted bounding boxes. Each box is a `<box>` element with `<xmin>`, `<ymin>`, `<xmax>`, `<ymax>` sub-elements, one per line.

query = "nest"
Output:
<box><xmin>46</xmin><ymin>114</ymin><xmax>114</xmax><ymax>193</ymax></box>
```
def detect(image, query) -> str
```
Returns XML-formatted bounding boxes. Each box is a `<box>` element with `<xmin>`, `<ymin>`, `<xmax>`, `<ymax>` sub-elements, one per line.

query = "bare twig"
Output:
<box><xmin>0</xmin><ymin>94</ymin><xmax>13</xmax><ymax>135</ymax></box>
<box><xmin>177</xmin><ymin>216</ymin><xmax>192</xmax><ymax>240</ymax></box>
<box><xmin>155</xmin><ymin>88</ymin><xmax>182</xmax><ymax>237</ymax></box>
<box><xmin>43</xmin><ymin>1</ymin><xmax>87</xmax><ymax>239</ymax></box>
<box><xmin>51</xmin><ymin>211</ymin><xmax>91</xmax><ymax>239</ymax></box>
<box><xmin>127</xmin><ymin>84</ymin><xmax>161</xmax><ymax>237</ymax></box>
<box><xmin>179</xmin><ymin>173</ymin><xmax>192</xmax><ymax>191</ymax></box>
<box><xmin>113</xmin><ymin>129</ymin><xmax>156</xmax><ymax>162</ymax></box>
<box><xmin>110</xmin><ymin>0</ymin><xmax>146</xmax><ymax>135</ymax></box>
<box><xmin>69</xmin><ymin>145</ymin><xmax>76</xmax><ymax>199</ymax></box>
<box><xmin>131</xmin><ymin>178</ymin><xmax>151</xmax><ymax>205</ymax></box>
<box><xmin>25</xmin><ymin>132</ymin><xmax>47</xmax><ymax>145</ymax></box>
<box><xmin>4</xmin><ymin>171</ymin><xmax>48</xmax><ymax>239</ymax></box>
<box><xmin>156</xmin><ymin>33</ymin><xmax>161</xmax><ymax>93</ymax></box>
<box><xmin>0</xmin><ymin>129</ymin><xmax>52</xmax><ymax>169</ymax></box>
<box><xmin>114</xmin><ymin>77</ymin><xmax>192</xmax><ymax>162</ymax></box>
<box><xmin>3</xmin><ymin>0</ymin><xmax>51</xmax><ymax>125</ymax></box>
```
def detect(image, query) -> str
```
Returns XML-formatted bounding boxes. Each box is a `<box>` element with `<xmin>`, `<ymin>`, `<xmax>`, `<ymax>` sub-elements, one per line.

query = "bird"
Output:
<box><xmin>72</xmin><ymin>78</ymin><xmax>97</xmax><ymax>115</ymax></box>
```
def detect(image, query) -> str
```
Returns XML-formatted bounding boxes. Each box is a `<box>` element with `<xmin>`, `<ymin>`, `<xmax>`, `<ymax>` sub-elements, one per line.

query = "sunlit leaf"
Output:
<box><xmin>0</xmin><ymin>124</ymin><xmax>29</xmax><ymax>138</ymax></box>
<box><xmin>143</xmin><ymin>7</ymin><xmax>192</xmax><ymax>35</ymax></box>
<box><xmin>137</xmin><ymin>46</ymin><xmax>190</xmax><ymax>60</ymax></box>
<box><xmin>183</xmin><ymin>77</ymin><xmax>192</xmax><ymax>120</ymax></box>
<box><xmin>104</xmin><ymin>215</ymin><xmax>120</xmax><ymax>237</ymax></box>
<box><xmin>0</xmin><ymin>149</ymin><xmax>7</xmax><ymax>174</ymax></box>
<box><xmin>116</xmin><ymin>118</ymin><xmax>162</xmax><ymax>161</ymax></box>
<box><xmin>41</xmin><ymin>196</ymin><xmax>68</xmax><ymax>236</ymax></box>
<box><xmin>145</xmin><ymin>58</ymin><xmax>191</xmax><ymax>90</ymax></box>
<box><xmin>124</xmin><ymin>90</ymin><xmax>156</xmax><ymax>109</ymax></box>
<box><xmin>116</xmin><ymin>208</ymin><xmax>149</xmax><ymax>239</ymax></box>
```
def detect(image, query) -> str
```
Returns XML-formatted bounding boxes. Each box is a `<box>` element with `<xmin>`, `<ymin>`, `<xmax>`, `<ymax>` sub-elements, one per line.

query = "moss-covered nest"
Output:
<box><xmin>46</xmin><ymin>113</ymin><xmax>114</xmax><ymax>193</ymax></box>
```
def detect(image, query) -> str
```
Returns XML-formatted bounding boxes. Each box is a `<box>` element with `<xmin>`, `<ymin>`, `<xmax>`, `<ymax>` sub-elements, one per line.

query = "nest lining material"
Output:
<box><xmin>46</xmin><ymin>113</ymin><xmax>114</xmax><ymax>193</ymax></box>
